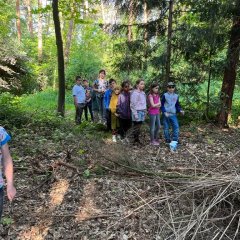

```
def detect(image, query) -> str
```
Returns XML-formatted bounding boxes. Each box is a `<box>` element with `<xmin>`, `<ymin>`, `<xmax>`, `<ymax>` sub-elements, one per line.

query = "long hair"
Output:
<box><xmin>149</xmin><ymin>82</ymin><xmax>159</xmax><ymax>94</ymax></box>
<box><xmin>134</xmin><ymin>79</ymin><xmax>144</xmax><ymax>89</ymax></box>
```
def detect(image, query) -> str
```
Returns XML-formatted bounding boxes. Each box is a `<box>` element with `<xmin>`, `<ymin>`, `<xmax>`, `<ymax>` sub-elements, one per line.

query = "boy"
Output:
<box><xmin>0</xmin><ymin>126</ymin><xmax>16</xmax><ymax>220</ymax></box>
<box><xmin>82</xmin><ymin>79</ymin><xmax>94</xmax><ymax>122</ymax></box>
<box><xmin>161</xmin><ymin>82</ymin><xmax>184</xmax><ymax>143</ymax></box>
<box><xmin>104</xmin><ymin>79</ymin><xmax>117</xmax><ymax>130</ymax></box>
<box><xmin>72</xmin><ymin>76</ymin><xmax>86</xmax><ymax>125</ymax></box>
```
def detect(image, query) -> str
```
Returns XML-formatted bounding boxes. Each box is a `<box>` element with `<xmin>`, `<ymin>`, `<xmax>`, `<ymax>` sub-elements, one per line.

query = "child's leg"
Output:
<box><xmin>170</xmin><ymin>115</ymin><xmax>179</xmax><ymax>142</ymax></box>
<box><xmin>0</xmin><ymin>187</ymin><xmax>3</xmax><ymax>220</ymax></box>
<box><xmin>149</xmin><ymin>114</ymin><xmax>156</xmax><ymax>142</ymax></box>
<box><xmin>96</xmin><ymin>96</ymin><xmax>103</xmax><ymax>120</ymax></box>
<box><xmin>154</xmin><ymin>114</ymin><xmax>161</xmax><ymax>140</ymax></box>
<box><xmin>84</xmin><ymin>105</ymin><xmax>88</xmax><ymax>121</ymax></box>
<box><xmin>163</xmin><ymin>115</ymin><xmax>171</xmax><ymax>142</ymax></box>
<box><xmin>88</xmin><ymin>103</ymin><xmax>94</xmax><ymax>121</ymax></box>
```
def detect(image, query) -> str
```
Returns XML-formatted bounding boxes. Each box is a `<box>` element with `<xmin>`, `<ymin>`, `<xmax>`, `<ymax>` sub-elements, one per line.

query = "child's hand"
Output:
<box><xmin>7</xmin><ymin>185</ymin><xmax>16</xmax><ymax>202</ymax></box>
<box><xmin>115</xmin><ymin>113</ymin><xmax>119</xmax><ymax>117</ymax></box>
<box><xmin>180</xmin><ymin>110</ymin><xmax>185</xmax><ymax>116</ymax></box>
<box><xmin>164</xmin><ymin>112</ymin><xmax>169</xmax><ymax>117</ymax></box>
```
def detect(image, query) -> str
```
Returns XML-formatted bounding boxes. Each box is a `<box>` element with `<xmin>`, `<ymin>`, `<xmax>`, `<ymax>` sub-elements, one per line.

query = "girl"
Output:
<box><xmin>116</xmin><ymin>80</ymin><xmax>131</xmax><ymax>139</ymax></box>
<box><xmin>109</xmin><ymin>86</ymin><xmax>121</xmax><ymax>142</ymax></box>
<box><xmin>130</xmin><ymin>79</ymin><xmax>146</xmax><ymax>144</ymax></box>
<box><xmin>0</xmin><ymin>127</ymin><xmax>16</xmax><ymax>220</ymax></box>
<box><xmin>148</xmin><ymin>83</ymin><xmax>161</xmax><ymax>145</ymax></box>
<box><xmin>93</xmin><ymin>69</ymin><xmax>108</xmax><ymax>124</ymax></box>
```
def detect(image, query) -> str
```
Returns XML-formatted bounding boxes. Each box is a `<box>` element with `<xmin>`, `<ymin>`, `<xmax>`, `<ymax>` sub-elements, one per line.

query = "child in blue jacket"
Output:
<box><xmin>161</xmin><ymin>82</ymin><xmax>184</xmax><ymax>143</ymax></box>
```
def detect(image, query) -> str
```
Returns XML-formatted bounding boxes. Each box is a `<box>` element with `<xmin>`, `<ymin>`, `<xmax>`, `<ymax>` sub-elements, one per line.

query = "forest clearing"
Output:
<box><xmin>1</xmin><ymin>0</ymin><xmax>240</xmax><ymax>239</ymax></box>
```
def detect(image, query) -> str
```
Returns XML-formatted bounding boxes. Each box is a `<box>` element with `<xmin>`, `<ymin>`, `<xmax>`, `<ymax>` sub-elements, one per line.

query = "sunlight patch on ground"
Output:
<box><xmin>19</xmin><ymin>179</ymin><xmax>69</xmax><ymax>239</ymax></box>
<box><xmin>76</xmin><ymin>180</ymin><xmax>102</xmax><ymax>221</ymax></box>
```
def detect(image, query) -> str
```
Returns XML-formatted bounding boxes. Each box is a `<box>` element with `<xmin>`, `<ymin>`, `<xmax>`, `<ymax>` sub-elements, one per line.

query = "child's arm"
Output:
<box><xmin>149</xmin><ymin>95</ymin><xmax>161</xmax><ymax>108</ymax></box>
<box><xmin>2</xmin><ymin>144</ymin><xmax>16</xmax><ymax>201</ymax></box>
<box><xmin>176</xmin><ymin>97</ymin><xmax>184</xmax><ymax>114</ymax></box>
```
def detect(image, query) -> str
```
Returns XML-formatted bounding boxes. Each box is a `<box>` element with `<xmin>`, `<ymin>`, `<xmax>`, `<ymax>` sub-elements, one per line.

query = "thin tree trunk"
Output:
<box><xmin>143</xmin><ymin>0</ymin><xmax>149</xmax><ymax>71</ymax></box>
<box><xmin>52</xmin><ymin>0</ymin><xmax>65</xmax><ymax>116</ymax></box>
<box><xmin>64</xmin><ymin>19</ymin><xmax>74</xmax><ymax>65</ymax></box>
<box><xmin>26</xmin><ymin>0</ymin><xmax>33</xmax><ymax>36</ymax></box>
<box><xmin>218</xmin><ymin>1</ymin><xmax>240</xmax><ymax>127</ymax></box>
<box><xmin>165</xmin><ymin>0</ymin><xmax>174</xmax><ymax>85</ymax></box>
<box><xmin>127</xmin><ymin>0</ymin><xmax>134</xmax><ymax>42</ymax></box>
<box><xmin>38</xmin><ymin>0</ymin><xmax>43</xmax><ymax>63</ymax></box>
<box><xmin>16</xmin><ymin>0</ymin><xmax>21</xmax><ymax>43</ymax></box>
<box><xmin>206</xmin><ymin>49</ymin><xmax>213</xmax><ymax>120</ymax></box>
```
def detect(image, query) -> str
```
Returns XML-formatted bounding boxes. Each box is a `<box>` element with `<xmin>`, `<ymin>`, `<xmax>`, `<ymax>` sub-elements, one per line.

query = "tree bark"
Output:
<box><xmin>218</xmin><ymin>1</ymin><xmax>240</xmax><ymax>127</ymax></box>
<box><xmin>127</xmin><ymin>0</ymin><xmax>134</xmax><ymax>42</ymax></box>
<box><xmin>165</xmin><ymin>0</ymin><xmax>174</xmax><ymax>85</ymax></box>
<box><xmin>16</xmin><ymin>0</ymin><xmax>21</xmax><ymax>43</ymax></box>
<box><xmin>38</xmin><ymin>0</ymin><xmax>43</xmax><ymax>63</ymax></box>
<box><xmin>64</xmin><ymin>19</ymin><xmax>74</xmax><ymax>65</ymax></box>
<box><xmin>26</xmin><ymin>0</ymin><xmax>33</xmax><ymax>36</ymax></box>
<box><xmin>143</xmin><ymin>0</ymin><xmax>150</xmax><ymax>71</ymax></box>
<box><xmin>52</xmin><ymin>0</ymin><xmax>65</xmax><ymax>116</ymax></box>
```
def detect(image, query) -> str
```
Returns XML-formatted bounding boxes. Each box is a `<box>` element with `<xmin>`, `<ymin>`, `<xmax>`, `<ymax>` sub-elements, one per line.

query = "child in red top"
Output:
<box><xmin>148</xmin><ymin>83</ymin><xmax>161</xmax><ymax>145</ymax></box>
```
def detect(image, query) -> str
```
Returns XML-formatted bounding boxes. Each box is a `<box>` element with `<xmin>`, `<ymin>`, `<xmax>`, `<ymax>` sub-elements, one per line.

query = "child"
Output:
<box><xmin>109</xmin><ymin>86</ymin><xmax>121</xmax><ymax>142</ymax></box>
<box><xmin>0</xmin><ymin>127</ymin><xmax>16</xmax><ymax>220</ymax></box>
<box><xmin>148</xmin><ymin>83</ymin><xmax>161</xmax><ymax>146</ymax></box>
<box><xmin>93</xmin><ymin>69</ymin><xmax>109</xmax><ymax>124</ymax></box>
<box><xmin>130</xmin><ymin>79</ymin><xmax>146</xmax><ymax>144</ymax></box>
<box><xmin>104</xmin><ymin>79</ymin><xmax>117</xmax><ymax>130</ymax></box>
<box><xmin>83</xmin><ymin>79</ymin><xmax>94</xmax><ymax>122</ymax></box>
<box><xmin>161</xmin><ymin>82</ymin><xmax>184</xmax><ymax>144</ymax></box>
<box><xmin>85</xmin><ymin>89</ymin><xmax>94</xmax><ymax>122</ymax></box>
<box><xmin>116</xmin><ymin>80</ymin><xmax>132</xmax><ymax>139</ymax></box>
<box><xmin>72</xmin><ymin>76</ymin><xmax>86</xmax><ymax>125</ymax></box>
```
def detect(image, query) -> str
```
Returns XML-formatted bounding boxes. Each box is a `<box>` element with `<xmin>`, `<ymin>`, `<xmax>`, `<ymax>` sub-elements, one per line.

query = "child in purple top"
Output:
<box><xmin>116</xmin><ymin>81</ymin><xmax>132</xmax><ymax>139</ymax></box>
<box><xmin>130</xmin><ymin>79</ymin><xmax>146</xmax><ymax>144</ymax></box>
<box><xmin>148</xmin><ymin>83</ymin><xmax>161</xmax><ymax>145</ymax></box>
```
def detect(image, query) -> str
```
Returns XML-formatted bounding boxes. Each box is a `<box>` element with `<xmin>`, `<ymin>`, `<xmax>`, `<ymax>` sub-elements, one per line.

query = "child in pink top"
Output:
<box><xmin>148</xmin><ymin>83</ymin><xmax>161</xmax><ymax>145</ymax></box>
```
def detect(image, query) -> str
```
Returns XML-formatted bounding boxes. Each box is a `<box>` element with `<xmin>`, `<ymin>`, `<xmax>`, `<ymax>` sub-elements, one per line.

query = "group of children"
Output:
<box><xmin>72</xmin><ymin>69</ymin><xmax>184</xmax><ymax>146</ymax></box>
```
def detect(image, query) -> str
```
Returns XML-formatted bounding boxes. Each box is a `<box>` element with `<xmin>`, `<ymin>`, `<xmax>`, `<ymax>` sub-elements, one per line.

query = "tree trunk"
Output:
<box><xmin>38</xmin><ymin>0</ymin><xmax>43</xmax><ymax>63</ymax></box>
<box><xmin>165</xmin><ymin>0</ymin><xmax>174</xmax><ymax>85</ymax></box>
<box><xmin>16</xmin><ymin>0</ymin><xmax>21</xmax><ymax>43</ymax></box>
<box><xmin>218</xmin><ymin>1</ymin><xmax>240</xmax><ymax>127</ymax></box>
<box><xmin>64</xmin><ymin>19</ymin><xmax>74</xmax><ymax>65</ymax></box>
<box><xmin>26</xmin><ymin>0</ymin><xmax>33</xmax><ymax>36</ymax></box>
<box><xmin>143</xmin><ymin>0</ymin><xmax>150</xmax><ymax>71</ymax></box>
<box><xmin>52</xmin><ymin>0</ymin><xmax>65</xmax><ymax>116</ymax></box>
<box><xmin>127</xmin><ymin>0</ymin><xmax>134</xmax><ymax>42</ymax></box>
<box><xmin>206</xmin><ymin>49</ymin><xmax>213</xmax><ymax>120</ymax></box>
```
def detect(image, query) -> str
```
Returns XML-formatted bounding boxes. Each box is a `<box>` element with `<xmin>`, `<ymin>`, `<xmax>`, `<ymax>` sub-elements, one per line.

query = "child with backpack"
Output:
<box><xmin>148</xmin><ymin>83</ymin><xmax>161</xmax><ymax>146</ymax></box>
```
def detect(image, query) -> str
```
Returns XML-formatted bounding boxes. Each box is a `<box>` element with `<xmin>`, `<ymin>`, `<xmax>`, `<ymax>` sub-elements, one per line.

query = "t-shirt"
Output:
<box><xmin>72</xmin><ymin>84</ymin><xmax>86</xmax><ymax>104</ymax></box>
<box><xmin>0</xmin><ymin>127</ymin><xmax>11</xmax><ymax>188</ymax></box>
<box><xmin>148</xmin><ymin>94</ymin><xmax>160</xmax><ymax>115</ymax></box>
<box><xmin>94</xmin><ymin>79</ymin><xmax>109</xmax><ymax>97</ymax></box>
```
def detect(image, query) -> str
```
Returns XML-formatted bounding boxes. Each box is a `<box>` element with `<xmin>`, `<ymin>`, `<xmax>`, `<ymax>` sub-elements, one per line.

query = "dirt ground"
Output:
<box><xmin>1</xmin><ymin>123</ymin><xmax>240</xmax><ymax>240</ymax></box>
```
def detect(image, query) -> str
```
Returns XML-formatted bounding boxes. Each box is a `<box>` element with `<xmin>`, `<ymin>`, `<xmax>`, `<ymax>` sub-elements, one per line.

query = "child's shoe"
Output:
<box><xmin>117</xmin><ymin>135</ymin><xmax>121</xmax><ymax>141</ymax></box>
<box><xmin>112</xmin><ymin>135</ymin><xmax>117</xmax><ymax>143</ymax></box>
<box><xmin>151</xmin><ymin>140</ymin><xmax>159</xmax><ymax>146</ymax></box>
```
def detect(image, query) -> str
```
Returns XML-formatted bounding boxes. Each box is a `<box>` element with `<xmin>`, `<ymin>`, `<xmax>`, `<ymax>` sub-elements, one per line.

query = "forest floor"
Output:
<box><xmin>0</xmin><ymin>120</ymin><xmax>240</xmax><ymax>240</ymax></box>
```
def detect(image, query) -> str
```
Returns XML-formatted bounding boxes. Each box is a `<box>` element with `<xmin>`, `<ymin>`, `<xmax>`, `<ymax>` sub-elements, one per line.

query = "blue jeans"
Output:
<box><xmin>96</xmin><ymin>95</ymin><xmax>106</xmax><ymax>121</ymax></box>
<box><xmin>163</xmin><ymin>114</ymin><xmax>179</xmax><ymax>142</ymax></box>
<box><xmin>149</xmin><ymin>114</ymin><xmax>161</xmax><ymax>141</ymax></box>
<box><xmin>0</xmin><ymin>187</ymin><xmax>3</xmax><ymax>220</ymax></box>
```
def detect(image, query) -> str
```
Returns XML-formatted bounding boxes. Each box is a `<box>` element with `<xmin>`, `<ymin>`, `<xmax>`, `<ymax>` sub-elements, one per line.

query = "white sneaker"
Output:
<box><xmin>112</xmin><ymin>135</ymin><xmax>117</xmax><ymax>142</ymax></box>
<box><xmin>117</xmin><ymin>135</ymin><xmax>121</xmax><ymax>140</ymax></box>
